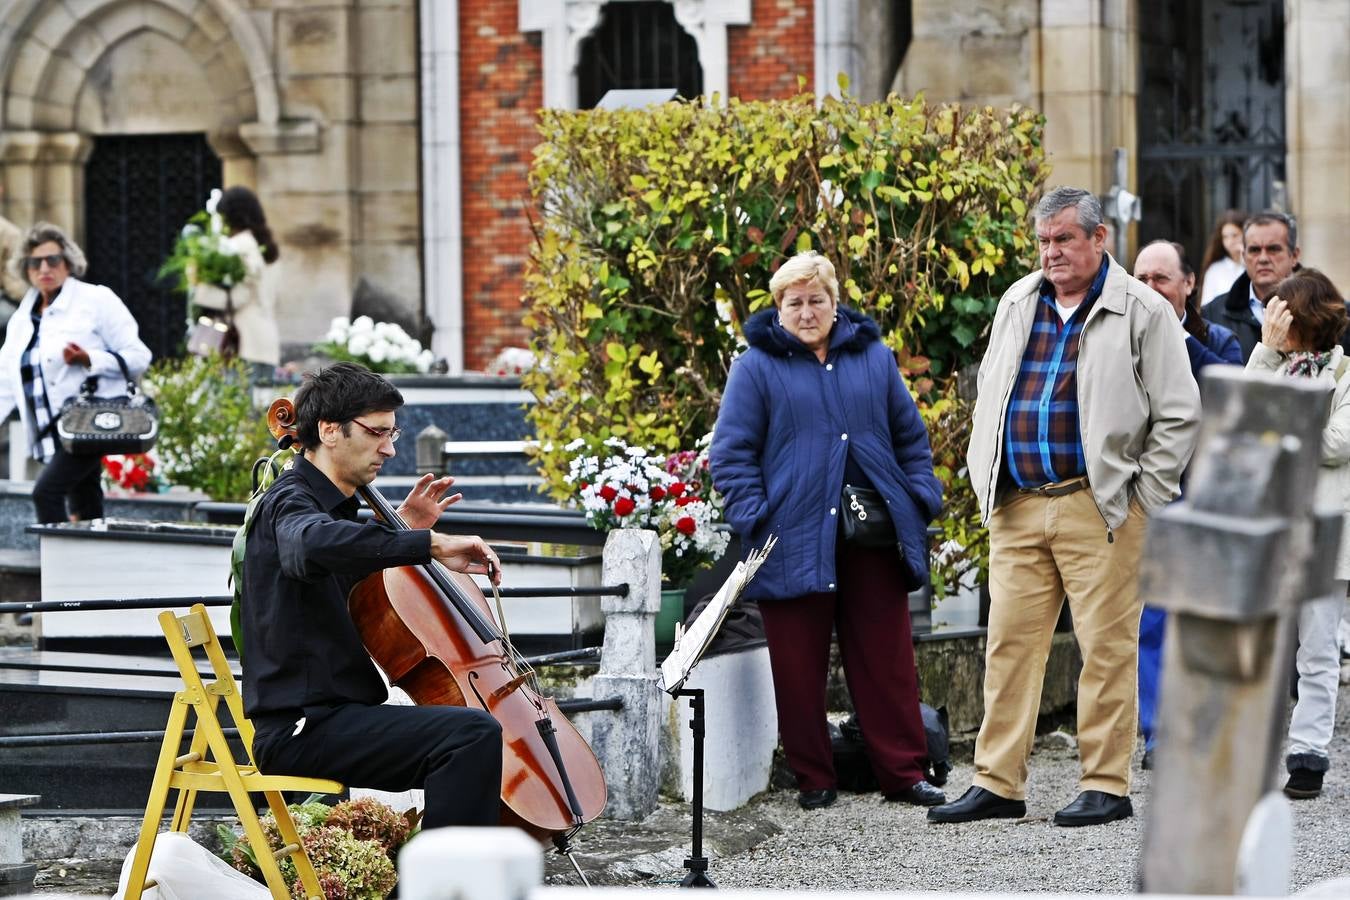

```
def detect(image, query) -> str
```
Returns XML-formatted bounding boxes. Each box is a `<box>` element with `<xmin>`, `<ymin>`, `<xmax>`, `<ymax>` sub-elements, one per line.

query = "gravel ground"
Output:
<box><xmin>710</xmin><ymin>684</ymin><xmax>1350</xmax><ymax>894</ymax></box>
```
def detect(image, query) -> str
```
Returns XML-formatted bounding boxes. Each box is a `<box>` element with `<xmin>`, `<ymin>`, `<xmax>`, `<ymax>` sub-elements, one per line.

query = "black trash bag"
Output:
<box><xmin>921</xmin><ymin>704</ymin><xmax>952</xmax><ymax>786</ymax></box>
<box><xmin>830</xmin><ymin>704</ymin><xmax>951</xmax><ymax>791</ymax></box>
<box><xmin>830</xmin><ymin>718</ymin><xmax>880</xmax><ymax>793</ymax></box>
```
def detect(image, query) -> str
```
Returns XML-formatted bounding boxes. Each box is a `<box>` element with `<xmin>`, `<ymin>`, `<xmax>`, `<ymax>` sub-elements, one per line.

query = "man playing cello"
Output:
<box><xmin>241</xmin><ymin>362</ymin><xmax>505</xmax><ymax>827</ymax></box>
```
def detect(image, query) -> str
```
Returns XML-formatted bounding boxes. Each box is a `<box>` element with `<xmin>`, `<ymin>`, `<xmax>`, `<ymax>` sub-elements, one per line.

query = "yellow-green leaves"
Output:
<box><xmin>521</xmin><ymin>88</ymin><xmax>1048</xmax><ymax>566</ymax></box>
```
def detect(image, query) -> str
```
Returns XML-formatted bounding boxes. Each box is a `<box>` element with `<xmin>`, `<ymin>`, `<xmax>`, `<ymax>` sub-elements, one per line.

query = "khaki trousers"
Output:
<box><xmin>972</xmin><ymin>488</ymin><xmax>1147</xmax><ymax>800</ymax></box>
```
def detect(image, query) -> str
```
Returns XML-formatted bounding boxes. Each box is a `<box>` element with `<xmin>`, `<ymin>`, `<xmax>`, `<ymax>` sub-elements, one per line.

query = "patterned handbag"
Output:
<box><xmin>55</xmin><ymin>351</ymin><xmax>159</xmax><ymax>456</ymax></box>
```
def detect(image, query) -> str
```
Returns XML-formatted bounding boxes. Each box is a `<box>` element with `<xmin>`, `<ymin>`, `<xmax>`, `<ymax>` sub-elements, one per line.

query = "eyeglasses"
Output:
<box><xmin>24</xmin><ymin>254</ymin><xmax>64</xmax><ymax>271</ymax></box>
<box><xmin>350</xmin><ymin>419</ymin><xmax>402</xmax><ymax>443</ymax></box>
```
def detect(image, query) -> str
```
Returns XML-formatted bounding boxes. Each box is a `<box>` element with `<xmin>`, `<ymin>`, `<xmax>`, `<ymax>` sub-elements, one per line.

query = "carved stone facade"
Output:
<box><xmin>0</xmin><ymin>0</ymin><xmax>420</xmax><ymax>356</ymax></box>
<box><xmin>3</xmin><ymin>2</ymin><xmax>1342</xmax><ymax>371</ymax></box>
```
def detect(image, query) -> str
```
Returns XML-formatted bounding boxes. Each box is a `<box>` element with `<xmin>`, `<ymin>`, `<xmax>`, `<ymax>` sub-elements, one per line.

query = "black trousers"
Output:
<box><xmin>251</xmin><ymin>702</ymin><xmax>503</xmax><ymax>829</ymax></box>
<box><xmin>32</xmin><ymin>447</ymin><xmax>104</xmax><ymax>524</ymax></box>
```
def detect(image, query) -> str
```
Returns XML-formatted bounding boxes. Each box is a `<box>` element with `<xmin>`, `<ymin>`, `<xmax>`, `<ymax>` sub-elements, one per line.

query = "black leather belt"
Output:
<box><xmin>1017</xmin><ymin>476</ymin><xmax>1089</xmax><ymax>497</ymax></box>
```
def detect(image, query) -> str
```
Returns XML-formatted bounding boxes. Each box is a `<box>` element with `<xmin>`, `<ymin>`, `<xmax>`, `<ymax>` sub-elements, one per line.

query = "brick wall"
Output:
<box><xmin>728</xmin><ymin>0</ymin><xmax>815</xmax><ymax>99</ymax></box>
<box><xmin>454</xmin><ymin>0</ymin><xmax>816</xmax><ymax>371</ymax></box>
<box><xmin>458</xmin><ymin>0</ymin><xmax>542</xmax><ymax>370</ymax></box>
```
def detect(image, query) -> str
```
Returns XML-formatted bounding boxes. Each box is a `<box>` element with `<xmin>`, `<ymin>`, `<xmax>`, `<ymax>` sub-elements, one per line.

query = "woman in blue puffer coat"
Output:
<box><xmin>710</xmin><ymin>251</ymin><xmax>945</xmax><ymax>811</ymax></box>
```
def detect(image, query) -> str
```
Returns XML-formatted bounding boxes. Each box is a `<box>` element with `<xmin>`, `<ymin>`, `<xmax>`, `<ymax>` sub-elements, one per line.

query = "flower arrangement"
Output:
<box><xmin>101</xmin><ymin>453</ymin><xmax>165</xmax><ymax>493</ymax></box>
<box><xmin>218</xmin><ymin>796</ymin><xmax>413</xmax><ymax>899</ymax></box>
<box><xmin>314</xmin><ymin>315</ymin><xmax>435</xmax><ymax>375</ymax></box>
<box><xmin>158</xmin><ymin>189</ymin><xmax>247</xmax><ymax>295</ymax></box>
<box><xmin>564</xmin><ymin>435</ymin><xmax>730</xmax><ymax>586</ymax></box>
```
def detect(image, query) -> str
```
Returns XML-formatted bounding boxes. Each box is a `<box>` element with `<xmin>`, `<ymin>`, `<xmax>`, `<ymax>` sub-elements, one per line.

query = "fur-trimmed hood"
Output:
<box><xmin>742</xmin><ymin>305</ymin><xmax>882</xmax><ymax>357</ymax></box>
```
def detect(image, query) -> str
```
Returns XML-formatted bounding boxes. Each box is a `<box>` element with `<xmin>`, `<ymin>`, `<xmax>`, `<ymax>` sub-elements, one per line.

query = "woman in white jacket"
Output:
<box><xmin>0</xmin><ymin>223</ymin><xmax>151</xmax><ymax>523</ymax></box>
<box><xmin>1245</xmin><ymin>267</ymin><xmax>1350</xmax><ymax>800</ymax></box>
<box><xmin>192</xmin><ymin>186</ymin><xmax>281</xmax><ymax>375</ymax></box>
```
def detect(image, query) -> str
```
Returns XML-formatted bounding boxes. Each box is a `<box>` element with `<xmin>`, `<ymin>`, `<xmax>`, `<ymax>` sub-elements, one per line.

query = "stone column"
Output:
<box><xmin>589</xmin><ymin>527</ymin><xmax>663</xmax><ymax>820</ymax></box>
<box><xmin>36</xmin><ymin>132</ymin><xmax>93</xmax><ymax>243</ymax></box>
<box><xmin>0</xmin><ymin>132</ymin><xmax>41</xmax><ymax>233</ymax></box>
<box><xmin>1285</xmin><ymin>0</ymin><xmax>1350</xmax><ymax>291</ymax></box>
<box><xmin>1036</xmin><ymin>0</ymin><xmax>1138</xmax><ymax>202</ymax></box>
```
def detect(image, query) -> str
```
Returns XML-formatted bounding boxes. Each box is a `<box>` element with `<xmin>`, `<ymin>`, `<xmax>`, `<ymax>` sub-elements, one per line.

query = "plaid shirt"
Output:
<box><xmin>19</xmin><ymin>308</ymin><xmax>57</xmax><ymax>462</ymax></box>
<box><xmin>1003</xmin><ymin>257</ymin><xmax>1109</xmax><ymax>488</ymax></box>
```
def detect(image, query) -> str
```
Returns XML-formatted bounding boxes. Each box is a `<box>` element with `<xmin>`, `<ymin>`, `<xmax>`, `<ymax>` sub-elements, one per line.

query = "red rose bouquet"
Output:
<box><xmin>102</xmin><ymin>453</ymin><xmax>165</xmax><ymax>493</ymax></box>
<box><xmin>565</xmin><ymin>436</ymin><xmax>729</xmax><ymax>585</ymax></box>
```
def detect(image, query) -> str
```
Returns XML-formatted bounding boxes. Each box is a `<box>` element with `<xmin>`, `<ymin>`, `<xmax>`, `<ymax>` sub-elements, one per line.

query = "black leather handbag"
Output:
<box><xmin>55</xmin><ymin>351</ymin><xmax>159</xmax><ymax>456</ymax></box>
<box><xmin>839</xmin><ymin>483</ymin><xmax>897</xmax><ymax>547</ymax></box>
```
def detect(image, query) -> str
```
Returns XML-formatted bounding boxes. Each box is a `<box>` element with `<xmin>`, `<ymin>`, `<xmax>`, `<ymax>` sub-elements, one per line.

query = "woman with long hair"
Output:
<box><xmin>1199</xmin><ymin>210</ymin><xmax>1247</xmax><ymax>306</ymax></box>
<box><xmin>192</xmin><ymin>186</ymin><xmax>281</xmax><ymax>375</ymax></box>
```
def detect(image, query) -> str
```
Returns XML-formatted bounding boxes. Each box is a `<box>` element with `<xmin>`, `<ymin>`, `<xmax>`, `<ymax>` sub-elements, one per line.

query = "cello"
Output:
<box><xmin>265</xmin><ymin>398</ymin><xmax>606</xmax><ymax>850</ymax></box>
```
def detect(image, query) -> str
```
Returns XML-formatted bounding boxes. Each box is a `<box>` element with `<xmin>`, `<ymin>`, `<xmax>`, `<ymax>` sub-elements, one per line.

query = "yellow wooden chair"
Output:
<box><xmin>122</xmin><ymin>603</ymin><xmax>344</xmax><ymax>900</ymax></box>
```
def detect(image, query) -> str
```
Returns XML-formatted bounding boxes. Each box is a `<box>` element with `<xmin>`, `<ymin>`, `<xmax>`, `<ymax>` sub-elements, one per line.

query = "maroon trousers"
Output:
<box><xmin>758</xmin><ymin>540</ymin><xmax>928</xmax><ymax>793</ymax></box>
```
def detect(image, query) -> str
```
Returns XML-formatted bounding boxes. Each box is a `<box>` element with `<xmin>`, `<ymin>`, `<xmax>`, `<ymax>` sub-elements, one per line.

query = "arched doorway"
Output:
<box><xmin>84</xmin><ymin>134</ymin><xmax>222</xmax><ymax>360</ymax></box>
<box><xmin>576</xmin><ymin>1</ymin><xmax>704</xmax><ymax>108</ymax></box>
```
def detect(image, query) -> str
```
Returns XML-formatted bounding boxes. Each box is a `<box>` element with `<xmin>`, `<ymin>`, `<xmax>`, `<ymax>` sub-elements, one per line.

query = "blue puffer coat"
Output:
<box><xmin>710</xmin><ymin>306</ymin><xmax>944</xmax><ymax>601</ymax></box>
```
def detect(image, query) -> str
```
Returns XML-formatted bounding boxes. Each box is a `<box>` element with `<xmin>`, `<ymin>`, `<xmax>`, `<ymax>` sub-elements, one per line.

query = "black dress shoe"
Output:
<box><xmin>885</xmin><ymin>780</ymin><xmax>946</xmax><ymax>806</ymax></box>
<box><xmin>926</xmin><ymin>786</ymin><xmax>1025</xmax><ymax>823</ymax></box>
<box><xmin>797</xmin><ymin>788</ymin><xmax>837</xmax><ymax>810</ymax></box>
<box><xmin>1052</xmin><ymin>790</ymin><xmax>1133</xmax><ymax>827</ymax></box>
<box><xmin>1284</xmin><ymin>768</ymin><xmax>1323</xmax><ymax>799</ymax></box>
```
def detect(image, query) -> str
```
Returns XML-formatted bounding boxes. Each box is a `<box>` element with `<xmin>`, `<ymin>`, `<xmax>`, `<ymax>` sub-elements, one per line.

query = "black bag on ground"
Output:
<box><xmin>55</xmin><ymin>351</ymin><xmax>158</xmax><ymax>456</ymax></box>
<box><xmin>830</xmin><ymin>705</ymin><xmax>951</xmax><ymax>791</ymax></box>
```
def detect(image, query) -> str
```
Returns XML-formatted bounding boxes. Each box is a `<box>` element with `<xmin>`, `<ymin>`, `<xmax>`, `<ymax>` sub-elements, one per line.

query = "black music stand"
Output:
<box><xmin>674</xmin><ymin>687</ymin><xmax>714</xmax><ymax>888</ymax></box>
<box><xmin>659</xmin><ymin>537</ymin><xmax>777</xmax><ymax>891</ymax></box>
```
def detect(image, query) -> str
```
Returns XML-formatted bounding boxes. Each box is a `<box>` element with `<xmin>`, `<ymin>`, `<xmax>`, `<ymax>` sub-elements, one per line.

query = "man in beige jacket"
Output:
<box><xmin>929</xmin><ymin>187</ymin><xmax>1201</xmax><ymax>827</ymax></box>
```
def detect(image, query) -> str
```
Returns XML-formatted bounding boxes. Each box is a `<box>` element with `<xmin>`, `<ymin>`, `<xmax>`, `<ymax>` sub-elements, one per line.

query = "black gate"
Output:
<box><xmin>83</xmin><ymin>134</ymin><xmax>222</xmax><ymax>361</ymax></box>
<box><xmin>1137</xmin><ymin>0</ymin><xmax>1285</xmax><ymax>262</ymax></box>
<box><xmin>577</xmin><ymin>1</ymin><xmax>703</xmax><ymax>109</ymax></box>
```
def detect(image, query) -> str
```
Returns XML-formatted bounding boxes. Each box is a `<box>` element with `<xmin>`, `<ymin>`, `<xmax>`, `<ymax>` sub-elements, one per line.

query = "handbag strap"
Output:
<box><xmin>82</xmin><ymin>350</ymin><xmax>139</xmax><ymax>398</ymax></box>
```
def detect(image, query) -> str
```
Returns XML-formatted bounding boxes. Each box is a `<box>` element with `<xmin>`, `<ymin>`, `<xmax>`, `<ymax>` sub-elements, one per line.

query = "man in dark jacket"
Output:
<box><xmin>1198</xmin><ymin>211</ymin><xmax>1350</xmax><ymax>361</ymax></box>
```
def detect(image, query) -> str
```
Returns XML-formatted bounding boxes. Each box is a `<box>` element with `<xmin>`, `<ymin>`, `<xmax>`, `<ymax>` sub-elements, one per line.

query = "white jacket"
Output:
<box><xmin>1246</xmin><ymin>342</ymin><xmax>1350</xmax><ymax>580</ymax></box>
<box><xmin>191</xmin><ymin>230</ymin><xmax>281</xmax><ymax>367</ymax></box>
<box><xmin>0</xmin><ymin>277</ymin><xmax>152</xmax><ymax>453</ymax></box>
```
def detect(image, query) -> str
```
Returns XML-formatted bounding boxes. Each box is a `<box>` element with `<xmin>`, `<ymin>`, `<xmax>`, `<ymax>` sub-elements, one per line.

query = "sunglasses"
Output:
<box><xmin>350</xmin><ymin>418</ymin><xmax>402</xmax><ymax>443</ymax></box>
<box><xmin>24</xmin><ymin>253</ymin><xmax>64</xmax><ymax>271</ymax></box>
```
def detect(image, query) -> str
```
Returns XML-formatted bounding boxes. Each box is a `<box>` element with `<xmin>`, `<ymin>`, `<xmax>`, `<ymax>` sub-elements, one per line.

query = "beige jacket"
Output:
<box><xmin>967</xmin><ymin>254</ymin><xmax>1202</xmax><ymax>533</ymax></box>
<box><xmin>1246</xmin><ymin>342</ymin><xmax>1350</xmax><ymax>580</ymax></box>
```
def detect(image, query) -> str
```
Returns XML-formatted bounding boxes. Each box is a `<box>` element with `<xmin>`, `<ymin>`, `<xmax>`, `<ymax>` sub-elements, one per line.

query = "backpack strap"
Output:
<box><xmin>229</xmin><ymin>447</ymin><xmax>294</xmax><ymax>663</ymax></box>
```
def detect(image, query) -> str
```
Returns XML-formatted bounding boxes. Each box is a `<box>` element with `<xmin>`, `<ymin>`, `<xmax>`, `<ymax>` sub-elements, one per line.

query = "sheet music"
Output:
<box><xmin>659</xmin><ymin>536</ymin><xmax>777</xmax><ymax>694</ymax></box>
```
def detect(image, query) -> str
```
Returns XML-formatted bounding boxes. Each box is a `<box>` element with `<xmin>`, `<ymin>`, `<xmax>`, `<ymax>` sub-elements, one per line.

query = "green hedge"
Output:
<box><xmin>523</xmin><ymin>87</ymin><xmax>1048</xmax><ymax>592</ymax></box>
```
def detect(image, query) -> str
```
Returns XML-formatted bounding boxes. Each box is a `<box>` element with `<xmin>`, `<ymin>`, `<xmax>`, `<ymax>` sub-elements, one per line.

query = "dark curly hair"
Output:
<box><xmin>217</xmin><ymin>186</ymin><xmax>280</xmax><ymax>264</ymax></box>
<box><xmin>1278</xmin><ymin>269</ymin><xmax>1347</xmax><ymax>353</ymax></box>
<box><xmin>292</xmin><ymin>362</ymin><xmax>404</xmax><ymax>450</ymax></box>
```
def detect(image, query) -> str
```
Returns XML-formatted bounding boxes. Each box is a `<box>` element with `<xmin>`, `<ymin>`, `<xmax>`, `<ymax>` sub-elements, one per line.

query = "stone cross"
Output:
<box><xmin>1137</xmin><ymin>366</ymin><xmax>1339</xmax><ymax>894</ymax></box>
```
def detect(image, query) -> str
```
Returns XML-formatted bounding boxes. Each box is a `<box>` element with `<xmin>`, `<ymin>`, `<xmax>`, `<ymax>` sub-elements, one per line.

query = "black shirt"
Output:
<box><xmin>241</xmin><ymin>454</ymin><xmax>431</xmax><ymax>719</ymax></box>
